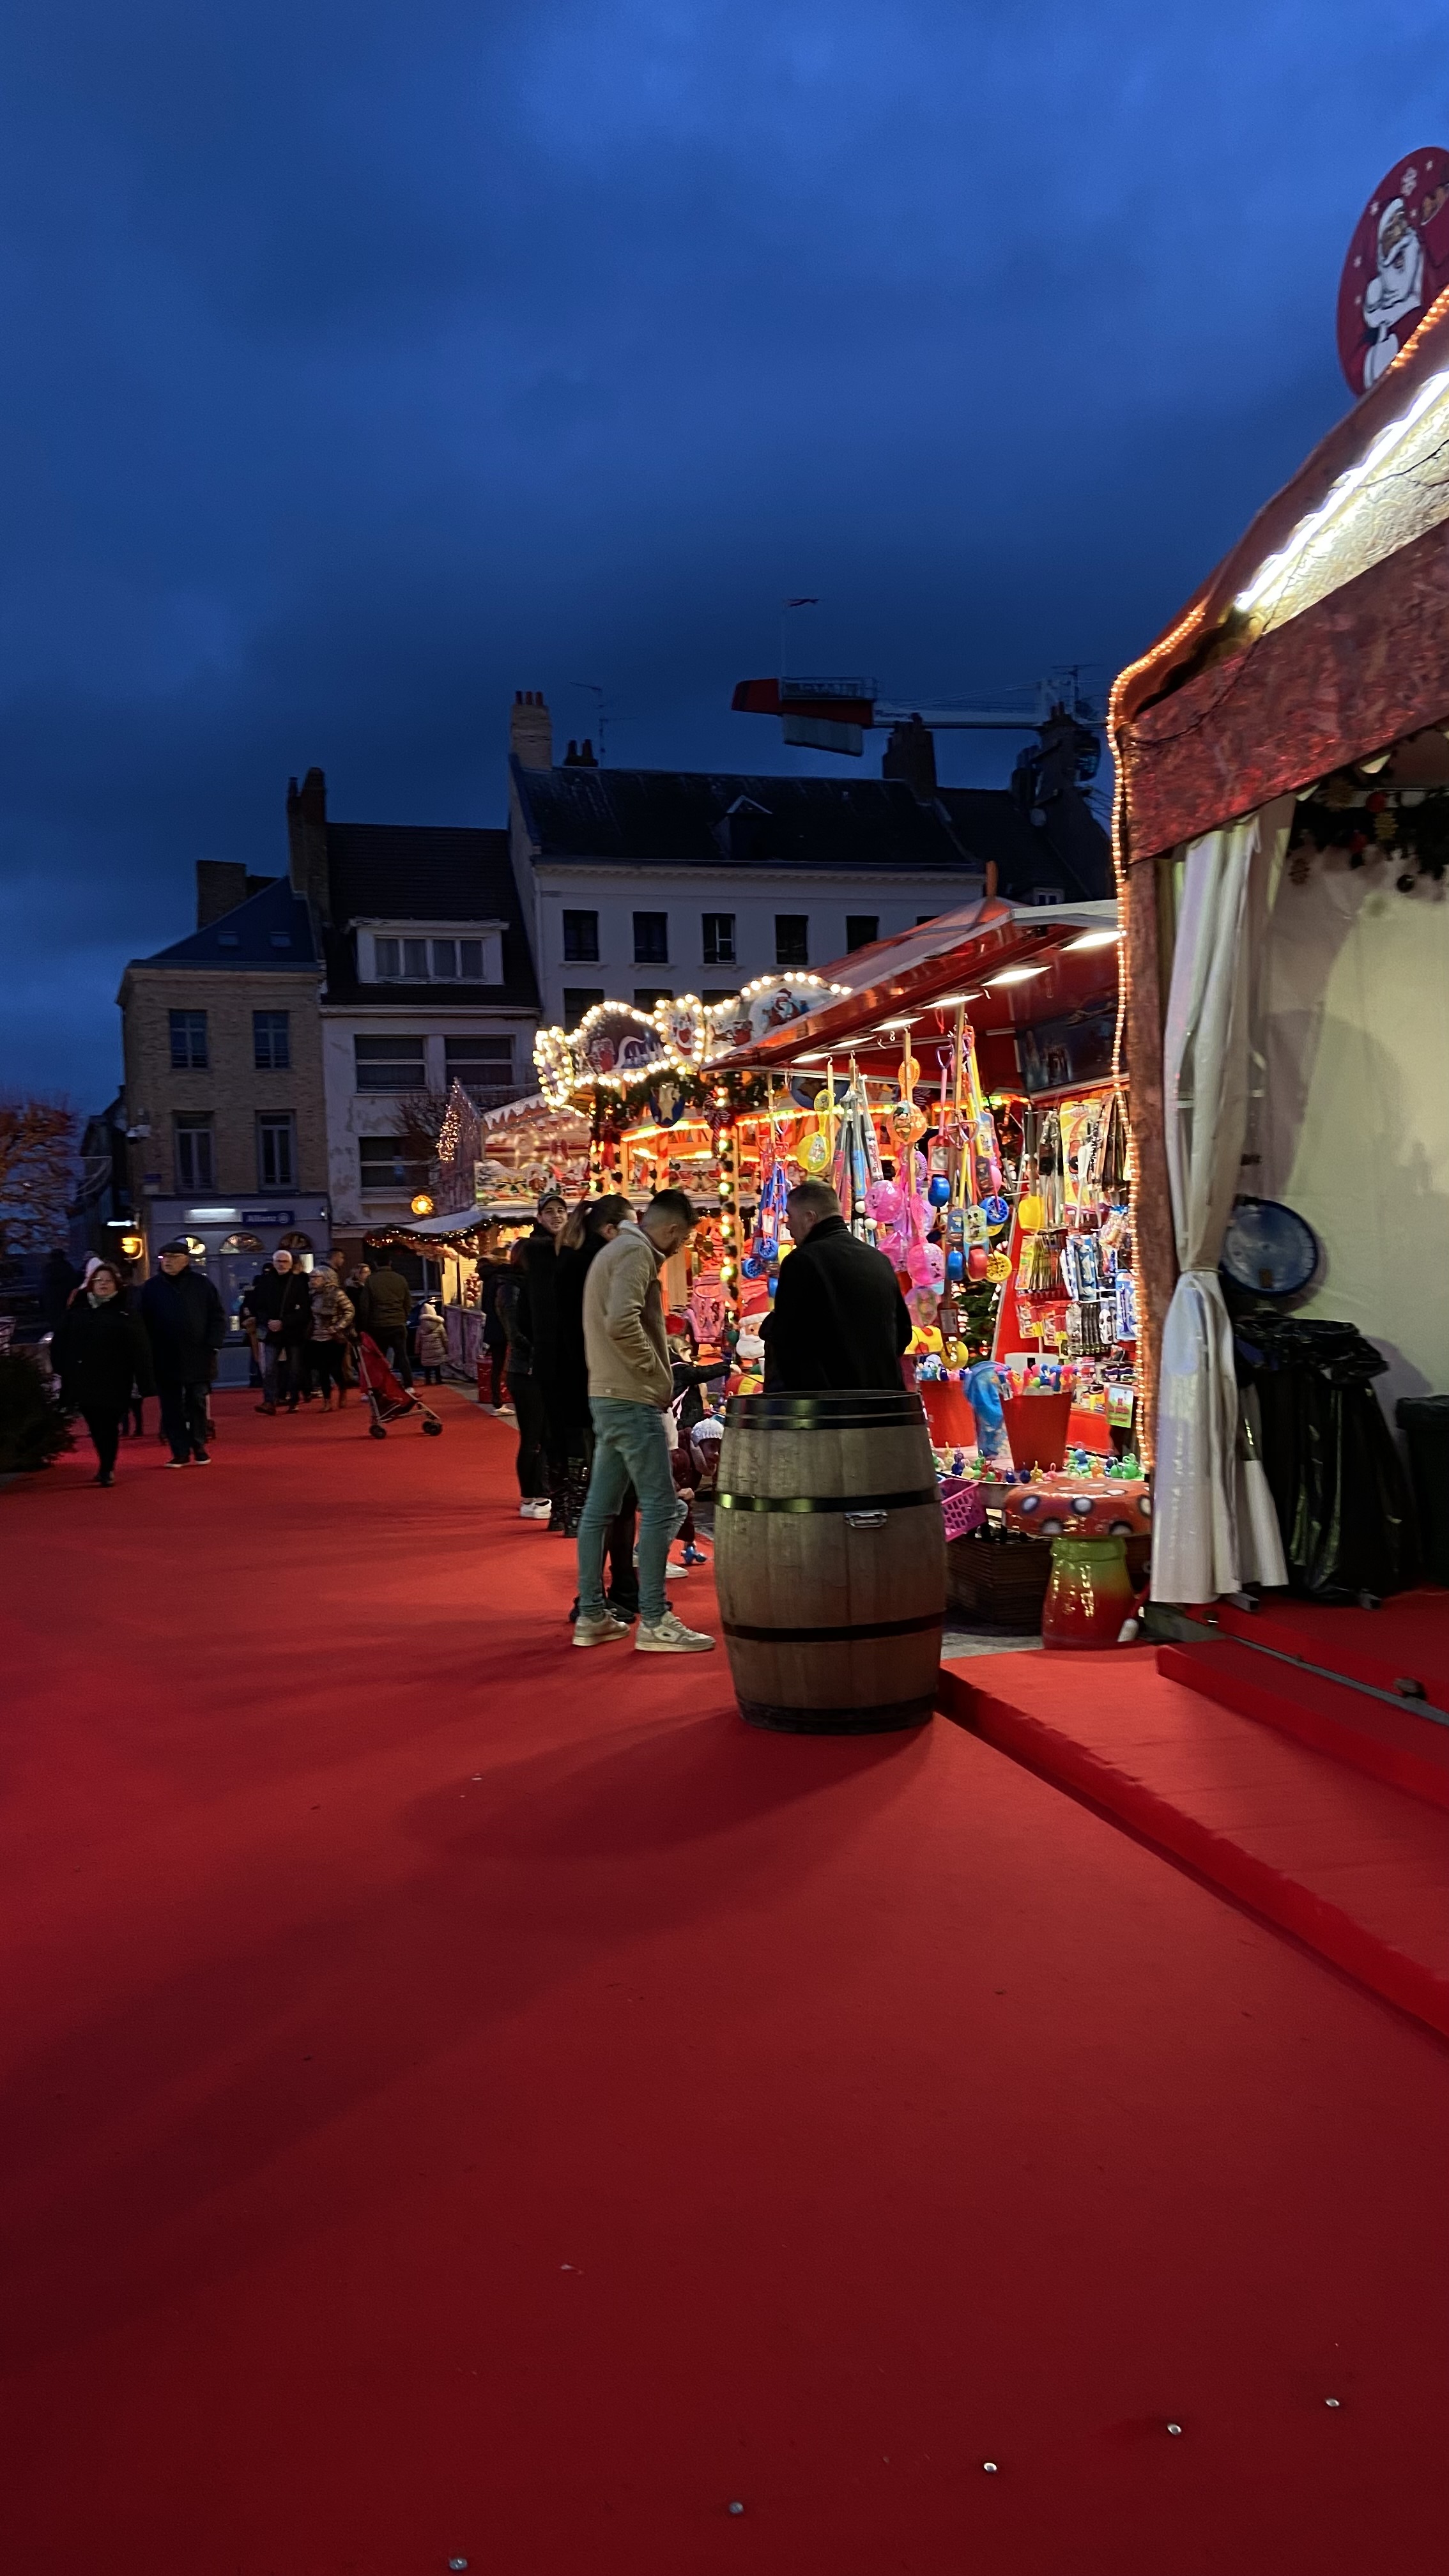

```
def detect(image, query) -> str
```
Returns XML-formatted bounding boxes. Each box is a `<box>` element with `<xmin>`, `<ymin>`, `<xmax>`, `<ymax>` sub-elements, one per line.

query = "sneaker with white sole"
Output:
<box><xmin>518</xmin><ymin>1499</ymin><xmax>540</xmax><ymax>1517</ymax></box>
<box><xmin>573</xmin><ymin>1611</ymin><xmax>633</xmax><ymax>1648</ymax></box>
<box><xmin>635</xmin><ymin>1609</ymin><xmax>715</xmax><ymax>1653</ymax></box>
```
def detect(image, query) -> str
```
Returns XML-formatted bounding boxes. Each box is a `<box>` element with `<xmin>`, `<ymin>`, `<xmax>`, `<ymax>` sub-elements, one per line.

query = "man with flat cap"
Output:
<box><xmin>140</xmin><ymin>1239</ymin><xmax>227</xmax><ymax>1466</ymax></box>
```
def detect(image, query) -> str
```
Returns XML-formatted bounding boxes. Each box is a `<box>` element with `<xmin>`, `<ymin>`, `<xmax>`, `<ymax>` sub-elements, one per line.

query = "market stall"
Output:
<box><xmin>1113</xmin><ymin>267</ymin><xmax>1449</xmax><ymax>1604</ymax></box>
<box><xmin>699</xmin><ymin>901</ymin><xmax>1140</xmax><ymax>1633</ymax></box>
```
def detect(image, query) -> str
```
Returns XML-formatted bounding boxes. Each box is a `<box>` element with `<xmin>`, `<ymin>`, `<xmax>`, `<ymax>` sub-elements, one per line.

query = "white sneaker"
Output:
<box><xmin>518</xmin><ymin>1499</ymin><xmax>539</xmax><ymax>1517</ymax></box>
<box><xmin>479</xmin><ymin>1402</ymin><xmax>498</xmax><ymax>1416</ymax></box>
<box><xmin>668</xmin><ymin>1556</ymin><xmax>692</xmax><ymax>1574</ymax></box>
<box><xmin>636</xmin><ymin>1609</ymin><xmax>715</xmax><ymax>1653</ymax></box>
<box><xmin>573</xmin><ymin>1611</ymin><xmax>632</xmax><ymax>1648</ymax></box>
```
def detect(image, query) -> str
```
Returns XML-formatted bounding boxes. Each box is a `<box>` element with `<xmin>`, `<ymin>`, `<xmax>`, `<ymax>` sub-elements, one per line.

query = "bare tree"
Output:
<box><xmin>0</xmin><ymin>1099</ymin><xmax>77</xmax><ymax>1254</ymax></box>
<box><xmin>391</xmin><ymin>1091</ymin><xmax>450</xmax><ymax>1184</ymax></box>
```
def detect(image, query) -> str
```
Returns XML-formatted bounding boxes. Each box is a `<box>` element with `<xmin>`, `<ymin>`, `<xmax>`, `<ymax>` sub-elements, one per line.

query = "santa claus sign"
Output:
<box><xmin>1338</xmin><ymin>150</ymin><xmax>1449</xmax><ymax>395</ymax></box>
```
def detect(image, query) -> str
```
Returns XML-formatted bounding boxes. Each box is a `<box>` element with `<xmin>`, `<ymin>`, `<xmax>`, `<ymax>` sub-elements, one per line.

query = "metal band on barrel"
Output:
<box><xmin>722</xmin><ymin>1611</ymin><xmax>944</xmax><ymax>1644</ymax></box>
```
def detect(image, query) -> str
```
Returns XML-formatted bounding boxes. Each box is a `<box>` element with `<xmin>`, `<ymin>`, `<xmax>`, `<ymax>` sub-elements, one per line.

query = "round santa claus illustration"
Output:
<box><xmin>1338</xmin><ymin>150</ymin><xmax>1449</xmax><ymax>395</ymax></box>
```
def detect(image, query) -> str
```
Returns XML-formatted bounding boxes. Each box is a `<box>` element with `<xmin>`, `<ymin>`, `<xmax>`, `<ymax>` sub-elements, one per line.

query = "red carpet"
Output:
<box><xmin>3</xmin><ymin>1393</ymin><xmax>1448</xmax><ymax>2573</ymax></box>
<box><xmin>1219</xmin><ymin>1587</ymin><xmax>1449</xmax><ymax>1710</ymax></box>
<box><xmin>1159</xmin><ymin>1634</ymin><xmax>1449</xmax><ymax>1814</ymax></box>
<box><xmin>940</xmin><ymin>1649</ymin><xmax>1449</xmax><ymax>2040</ymax></box>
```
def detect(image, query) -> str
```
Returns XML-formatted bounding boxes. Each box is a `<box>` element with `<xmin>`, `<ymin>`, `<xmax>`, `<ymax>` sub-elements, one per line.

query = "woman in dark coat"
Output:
<box><xmin>52</xmin><ymin>1261</ymin><xmax>155</xmax><ymax>1485</ymax></box>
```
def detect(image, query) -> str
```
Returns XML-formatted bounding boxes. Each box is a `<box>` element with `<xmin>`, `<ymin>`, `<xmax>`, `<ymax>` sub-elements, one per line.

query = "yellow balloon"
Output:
<box><xmin>900</xmin><ymin>1055</ymin><xmax>920</xmax><ymax>1087</ymax></box>
<box><xmin>1017</xmin><ymin>1192</ymin><xmax>1046</xmax><ymax>1232</ymax></box>
<box><xmin>890</xmin><ymin>1101</ymin><xmax>928</xmax><ymax>1142</ymax></box>
<box><xmin>986</xmin><ymin>1250</ymin><xmax>1013</xmax><ymax>1282</ymax></box>
<box><xmin>801</xmin><ymin>1130</ymin><xmax>832</xmax><ymax>1172</ymax></box>
<box><xmin>813</xmin><ymin>1087</ymin><xmax>836</xmax><ymax>1114</ymax></box>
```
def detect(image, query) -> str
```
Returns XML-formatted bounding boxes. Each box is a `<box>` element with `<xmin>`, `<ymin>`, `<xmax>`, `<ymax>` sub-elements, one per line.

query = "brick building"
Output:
<box><xmin>118</xmin><ymin>866</ymin><xmax>330</xmax><ymax>1323</ymax></box>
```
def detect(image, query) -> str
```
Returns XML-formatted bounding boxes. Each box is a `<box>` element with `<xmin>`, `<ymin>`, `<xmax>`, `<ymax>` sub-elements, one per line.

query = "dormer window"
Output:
<box><xmin>367</xmin><ymin>926</ymin><xmax>501</xmax><ymax>983</ymax></box>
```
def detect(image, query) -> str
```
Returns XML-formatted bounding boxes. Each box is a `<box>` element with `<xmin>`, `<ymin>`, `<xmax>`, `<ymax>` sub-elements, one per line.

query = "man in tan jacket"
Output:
<box><xmin>574</xmin><ymin>1189</ymin><xmax>715</xmax><ymax>1653</ymax></box>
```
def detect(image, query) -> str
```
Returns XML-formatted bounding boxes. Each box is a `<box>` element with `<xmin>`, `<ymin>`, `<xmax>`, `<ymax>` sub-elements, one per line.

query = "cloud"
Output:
<box><xmin>0</xmin><ymin>0</ymin><xmax>1439</xmax><ymax>1097</ymax></box>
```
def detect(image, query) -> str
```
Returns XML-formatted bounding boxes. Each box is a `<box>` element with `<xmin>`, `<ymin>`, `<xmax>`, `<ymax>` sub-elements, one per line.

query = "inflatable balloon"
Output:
<box><xmin>801</xmin><ymin>1129</ymin><xmax>832</xmax><ymax>1174</ymax></box>
<box><xmin>906</xmin><ymin>1239</ymin><xmax>935</xmax><ymax>1287</ymax></box>
<box><xmin>924</xmin><ymin>1241</ymin><xmax>946</xmax><ymax>1287</ymax></box>
<box><xmin>866</xmin><ymin>1179</ymin><xmax>903</xmax><ymax>1225</ymax></box>
<box><xmin>927</xmin><ymin>1174</ymin><xmax>951</xmax><ymax>1208</ymax></box>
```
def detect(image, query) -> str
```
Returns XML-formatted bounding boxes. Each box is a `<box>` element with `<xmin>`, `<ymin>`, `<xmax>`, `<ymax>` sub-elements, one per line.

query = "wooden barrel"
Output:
<box><xmin>714</xmin><ymin>1390</ymin><xmax>946</xmax><ymax>1732</ymax></box>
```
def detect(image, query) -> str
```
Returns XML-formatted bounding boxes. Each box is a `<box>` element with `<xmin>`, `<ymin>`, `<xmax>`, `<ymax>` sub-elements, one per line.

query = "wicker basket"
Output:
<box><xmin>945</xmin><ymin>1529</ymin><xmax>1053</xmax><ymax>1630</ymax></box>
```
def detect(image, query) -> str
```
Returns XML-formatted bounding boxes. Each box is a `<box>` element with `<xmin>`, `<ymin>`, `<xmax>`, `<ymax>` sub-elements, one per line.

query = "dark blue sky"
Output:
<box><xmin>2</xmin><ymin>1</ymin><xmax>1438</xmax><ymax>1105</ymax></box>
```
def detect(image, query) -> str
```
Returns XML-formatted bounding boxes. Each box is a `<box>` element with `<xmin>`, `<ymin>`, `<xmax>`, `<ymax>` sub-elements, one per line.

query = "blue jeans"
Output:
<box><xmin>576</xmin><ymin>1399</ymin><xmax>685</xmax><ymax>1625</ymax></box>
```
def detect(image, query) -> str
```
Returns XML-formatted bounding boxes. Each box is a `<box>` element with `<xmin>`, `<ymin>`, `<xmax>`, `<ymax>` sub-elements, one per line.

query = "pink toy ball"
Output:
<box><xmin>924</xmin><ymin>1241</ymin><xmax>946</xmax><ymax>1287</ymax></box>
<box><xmin>905</xmin><ymin>1239</ymin><xmax>935</xmax><ymax>1288</ymax></box>
<box><xmin>866</xmin><ymin>1179</ymin><xmax>902</xmax><ymax>1224</ymax></box>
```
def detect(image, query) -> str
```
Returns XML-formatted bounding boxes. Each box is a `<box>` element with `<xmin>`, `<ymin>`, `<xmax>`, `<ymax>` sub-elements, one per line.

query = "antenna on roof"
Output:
<box><xmin>570</xmin><ymin>682</ymin><xmax>606</xmax><ymax>765</ymax></box>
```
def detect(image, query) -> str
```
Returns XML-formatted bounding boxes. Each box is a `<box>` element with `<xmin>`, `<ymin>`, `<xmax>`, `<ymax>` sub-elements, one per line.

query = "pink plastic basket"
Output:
<box><xmin>940</xmin><ymin>1480</ymin><xmax>987</xmax><ymax>1544</ymax></box>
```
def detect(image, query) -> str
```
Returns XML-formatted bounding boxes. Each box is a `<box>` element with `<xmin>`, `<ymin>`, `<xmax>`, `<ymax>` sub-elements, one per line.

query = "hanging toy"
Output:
<box><xmin>832</xmin><ymin>1059</ymin><xmax>883</xmax><ymax>1236</ymax></box>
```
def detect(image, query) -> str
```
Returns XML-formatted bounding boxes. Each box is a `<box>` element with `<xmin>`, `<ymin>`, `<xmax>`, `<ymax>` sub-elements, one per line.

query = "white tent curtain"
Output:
<box><xmin>1150</xmin><ymin>801</ymin><xmax>1292</xmax><ymax>1602</ymax></box>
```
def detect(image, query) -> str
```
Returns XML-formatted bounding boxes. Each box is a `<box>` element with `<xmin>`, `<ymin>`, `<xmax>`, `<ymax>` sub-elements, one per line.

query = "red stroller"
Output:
<box><xmin>355</xmin><ymin>1333</ymin><xmax>444</xmax><ymax>1440</ymax></box>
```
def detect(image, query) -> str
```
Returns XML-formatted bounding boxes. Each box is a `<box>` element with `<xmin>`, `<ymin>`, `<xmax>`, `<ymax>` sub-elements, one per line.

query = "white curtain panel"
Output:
<box><xmin>1151</xmin><ymin>801</ymin><xmax>1292</xmax><ymax>1602</ymax></box>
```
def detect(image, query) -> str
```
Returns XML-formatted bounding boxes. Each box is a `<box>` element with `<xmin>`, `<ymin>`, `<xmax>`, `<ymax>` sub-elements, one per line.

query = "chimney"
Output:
<box><xmin>286</xmin><ymin>766</ymin><xmax>330</xmax><ymax>922</ymax></box>
<box><xmin>195</xmin><ymin>859</ymin><xmax>251</xmax><ymax>928</ymax></box>
<box><xmin>882</xmin><ymin>716</ymin><xmax>937</xmax><ymax>799</ymax></box>
<box><xmin>510</xmin><ymin>688</ymin><xmax>553</xmax><ymax>770</ymax></box>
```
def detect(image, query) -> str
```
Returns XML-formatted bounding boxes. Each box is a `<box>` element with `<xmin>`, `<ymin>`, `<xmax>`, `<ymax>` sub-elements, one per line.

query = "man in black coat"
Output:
<box><xmin>140</xmin><ymin>1240</ymin><xmax>226</xmax><ymax>1465</ymax></box>
<box><xmin>245</xmin><ymin>1248</ymin><xmax>302</xmax><ymax>1413</ymax></box>
<box><xmin>761</xmin><ymin>1180</ymin><xmax>912</xmax><ymax>1393</ymax></box>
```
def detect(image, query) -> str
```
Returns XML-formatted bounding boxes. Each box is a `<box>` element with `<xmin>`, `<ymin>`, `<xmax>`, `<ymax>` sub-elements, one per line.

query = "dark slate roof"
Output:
<box><xmin>511</xmin><ymin>762</ymin><xmax>979</xmax><ymax>873</ymax></box>
<box><xmin>138</xmin><ymin>875</ymin><xmax>319</xmax><ymax>970</ymax></box>
<box><xmin>936</xmin><ymin>788</ymin><xmax>1112</xmax><ymax>905</ymax></box>
<box><xmin>323</xmin><ymin>822</ymin><xmax>539</xmax><ymax>1009</ymax></box>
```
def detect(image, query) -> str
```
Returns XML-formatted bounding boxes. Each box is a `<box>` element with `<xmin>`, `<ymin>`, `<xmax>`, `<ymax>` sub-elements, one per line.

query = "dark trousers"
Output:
<box><xmin>158</xmin><ymin>1381</ymin><xmax>210</xmax><ymax>1462</ymax></box>
<box><xmin>82</xmin><ymin>1408</ymin><xmax>123</xmax><ymax>1478</ymax></box>
<box><xmin>279</xmin><ymin>1342</ymin><xmax>311</xmax><ymax>1402</ymax></box>
<box><xmin>307</xmin><ymin>1340</ymin><xmax>348</xmax><ymax>1397</ymax></box>
<box><xmin>421</xmin><ymin>1364</ymin><xmax>442</xmax><ymax>1385</ymax></box>
<box><xmin>509</xmin><ymin>1370</ymin><xmax>548</xmax><ymax>1498</ymax></box>
<box><xmin>539</xmin><ymin>1376</ymin><xmax>573</xmax><ymax>1529</ymax></box>
<box><xmin>483</xmin><ymin>1344</ymin><xmax>506</xmax><ymax>1406</ymax></box>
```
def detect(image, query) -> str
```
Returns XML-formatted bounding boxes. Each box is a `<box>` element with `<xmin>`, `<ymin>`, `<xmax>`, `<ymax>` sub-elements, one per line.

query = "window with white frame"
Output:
<box><xmin>443</xmin><ymin>1035</ymin><xmax>516</xmax><ymax>1105</ymax></box>
<box><xmin>354</xmin><ymin>1034</ymin><xmax>426</xmax><ymax>1092</ymax></box>
<box><xmin>369</xmin><ymin>930</ymin><xmax>498</xmax><ymax>983</ymax></box>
